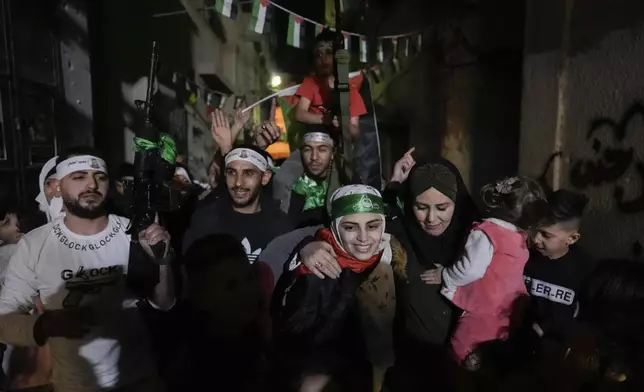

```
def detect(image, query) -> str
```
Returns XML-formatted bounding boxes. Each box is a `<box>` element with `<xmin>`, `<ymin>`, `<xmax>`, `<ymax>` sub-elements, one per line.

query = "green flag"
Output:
<box><xmin>277</xmin><ymin>95</ymin><xmax>306</xmax><ymax>150</ymax></box>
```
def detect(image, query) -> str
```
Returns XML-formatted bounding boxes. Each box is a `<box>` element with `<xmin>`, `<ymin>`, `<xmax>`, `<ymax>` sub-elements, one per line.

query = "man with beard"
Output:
<box><xmin>0</xmin><ymin>147</ymin><xmax>175</xmax><ymax>392</ymax></box>
<box><xmin>182</xmin><ymin>145</ymin><xmax>294</xmax><ymax>267</ymax></box>
<box><xmin>273</xmin><ymin>126</ymin><xmax>339</xmax><ymax>228</ymax></box>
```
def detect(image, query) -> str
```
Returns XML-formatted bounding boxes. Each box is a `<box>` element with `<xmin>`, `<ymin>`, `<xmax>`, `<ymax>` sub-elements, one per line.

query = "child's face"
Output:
<box><xmin>532</xmin><ymin>222</ymin><xmax>579</xmax><ymax>259</ymax></box>
<box><xmin>0</xmin><ymin>213</ymin><xmax>22</xmax><ymax>245</ymax></box>
<box><xmin>314</xmin><ymin>41</ymin><xmax>334</xmax><ymax>76</ymax></box>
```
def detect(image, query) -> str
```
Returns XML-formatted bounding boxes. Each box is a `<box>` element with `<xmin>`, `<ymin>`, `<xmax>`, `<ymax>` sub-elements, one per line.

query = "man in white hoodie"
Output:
<box><xmin>35</xmin><ymin>156</ymin><xmax>64</xmax><ymax>222</ymax></box>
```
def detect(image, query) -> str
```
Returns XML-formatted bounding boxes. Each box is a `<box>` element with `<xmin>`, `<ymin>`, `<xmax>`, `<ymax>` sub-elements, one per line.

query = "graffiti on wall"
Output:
<box><xmin>568</xmin><ymin>102</ymin><xmax>644</xmax><ymax>258</ymax></box>
<box><xmin>569</xmin><ymin>102</ymin><xmax>644</xmax><ymax>213</ymax></box>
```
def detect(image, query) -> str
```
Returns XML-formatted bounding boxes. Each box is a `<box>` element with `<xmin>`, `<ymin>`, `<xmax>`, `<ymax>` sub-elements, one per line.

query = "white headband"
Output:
<box><xmin>56</xmin><ymin>155</ymin><xmax>107</xmax><ymax>179</ymax></box>
<box><xmin>225</xmin><ymin>148</ymin><xmax>268</xmax><ymax>172</ymax></box>
<box><xmin>302</xmin><ymin>132</ymin><xmax>334</xmax><ymax>146</ymax></box>
<box><xmin>174</xmin><ymin>167</ymin><xmax>192</xmax><ymax>183</ymax></box>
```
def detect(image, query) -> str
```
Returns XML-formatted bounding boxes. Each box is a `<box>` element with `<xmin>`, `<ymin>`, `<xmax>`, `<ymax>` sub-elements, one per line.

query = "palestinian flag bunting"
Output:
<box><xmin>215</xmin><ymin>0</ymin><xmax>233</xmax><ymax>18</ymax></box>
<box><xmin>287</xmin><ymin>15</ymin><xmax>303</xmax><ymax>48</ymax></box>
<box><xmin>249</xmin><ymin>0</ymin><xmax>269</xmax><ymax>34</ymax></box>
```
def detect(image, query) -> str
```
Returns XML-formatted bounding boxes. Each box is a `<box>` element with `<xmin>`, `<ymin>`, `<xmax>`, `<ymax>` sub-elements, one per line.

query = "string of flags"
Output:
<box><xmin>215</xmin><ymin>0</ymin><xmax>423</xmax><ymax>61</ymax></box>
<box><xmin>172</xmin><ymin>71</ymin><xmax>248</xmax><ymax>115</ymax></box>
<box><xmin>170</xmin><ymin>0</ymin><xmax>424</xmax><ymax>115</ymax></box>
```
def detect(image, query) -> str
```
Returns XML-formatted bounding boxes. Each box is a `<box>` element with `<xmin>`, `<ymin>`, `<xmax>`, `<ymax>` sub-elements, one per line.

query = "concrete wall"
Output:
<box><xmin>375</xmin><ymin>0</ymin><xmax>524</xmax><ymax>194</ymax></box>
<box><xmin>520</xmin><ymin>0</ymin><xmax>644</xmax><ymax>259</ymax></box>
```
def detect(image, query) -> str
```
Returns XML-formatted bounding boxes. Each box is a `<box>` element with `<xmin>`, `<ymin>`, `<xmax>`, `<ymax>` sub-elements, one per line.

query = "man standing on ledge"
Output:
<box><xmin>0</xmin><ymin>147</ymin><xmax>175</xmax><ymax>392</ymax></box>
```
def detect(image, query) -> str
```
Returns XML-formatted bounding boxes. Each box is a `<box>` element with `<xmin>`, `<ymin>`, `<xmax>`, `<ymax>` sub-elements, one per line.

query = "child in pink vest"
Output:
<box><xmin>439</xmin><ymin>176</ymin><xmax>546</xmax><ymax>368</ymax></box>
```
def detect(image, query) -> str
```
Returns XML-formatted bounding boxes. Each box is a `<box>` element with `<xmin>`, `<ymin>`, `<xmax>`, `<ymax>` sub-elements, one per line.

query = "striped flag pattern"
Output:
<box><xmin>287</xmin><ymin>15</ymin><xmax>303</xmax><ymax>48</ymax></box>
<box><xmin>249</xmin><ymin>0</ymin><xmax>269</xmax><ymax>34</ymax></box>
<box><xmin>215</xmin><ymin>0</ymin><xmax>233</xmax><ymax>18</ymax></box>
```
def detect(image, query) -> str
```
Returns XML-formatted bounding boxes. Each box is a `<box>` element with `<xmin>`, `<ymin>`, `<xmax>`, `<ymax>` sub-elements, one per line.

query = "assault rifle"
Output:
<box><xmin>126</xmin><ymin>42</ymin><xmax>177</xmax><ymax>262</ymax></box>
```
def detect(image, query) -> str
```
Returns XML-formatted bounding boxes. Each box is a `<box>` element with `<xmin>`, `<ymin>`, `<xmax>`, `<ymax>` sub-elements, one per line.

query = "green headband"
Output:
<box><xmin>330</xmin><ymin>193</ymin><xmax>384</xmax><ymax>219</ymax></box>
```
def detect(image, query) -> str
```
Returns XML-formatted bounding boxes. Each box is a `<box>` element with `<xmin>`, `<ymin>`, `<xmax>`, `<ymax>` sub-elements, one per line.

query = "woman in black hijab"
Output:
<box><xmin>382</xmin><ymin>148</ymin><xmax>480</xmax><ymax>391</ymax></box>
<box><xmin>294</xmin><ymin>148</ymin><xmax>479</xmax><ymax>390</ymax></box>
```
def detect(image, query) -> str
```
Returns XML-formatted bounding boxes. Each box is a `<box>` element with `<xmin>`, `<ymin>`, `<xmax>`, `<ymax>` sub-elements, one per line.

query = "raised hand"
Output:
<box><xmin>211</xmin><ymin>109</ymin><xmax>233</xmax><ymax>155</ymax></box>
<box><xmin>230</xmin><ymin>107</ymin><xmax>251</xmax><ymax>141</ymax></box>
<box><xmin>390</xmin><ymin>147</ymin><xmax>416</xmax><ymax>183</ymax></box>
<box><xmin>252</xmin><ymin>122</ymin><xmax>282</xmax><ymax>149</ymax></box>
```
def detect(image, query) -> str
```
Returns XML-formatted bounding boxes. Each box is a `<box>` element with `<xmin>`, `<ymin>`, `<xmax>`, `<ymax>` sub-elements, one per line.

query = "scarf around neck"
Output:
<box><xmin>292</xmin><ymin>174</ymin><xmax>329</xmax><ymax>211</ymax></box>
<box><xmin>298</xmin><ymin>228</ymin><xmax>382</xmax><ymax>275</ymax></box>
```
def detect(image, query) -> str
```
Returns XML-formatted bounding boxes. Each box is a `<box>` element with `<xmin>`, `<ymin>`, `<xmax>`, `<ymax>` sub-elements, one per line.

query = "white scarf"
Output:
<box><xmin>327</xmin><ymin>184</ymin><xmax>391</xmax><ymax>261</ymax></box>
<box><xmin>35</xmin><ymin>156</ymin><xmax>63</xmax><ymax>222</ymax></box>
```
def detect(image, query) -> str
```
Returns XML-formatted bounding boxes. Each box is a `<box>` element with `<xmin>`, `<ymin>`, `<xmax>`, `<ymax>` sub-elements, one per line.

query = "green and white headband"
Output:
<box><xmin>329</xmin><ymin>184</ymin><xmax>384</xmax><ymax>219</ymax></box>
<box><xmin>225</xmin><ymin>147</ymin><xmax>269</xmax><ymax>172</ymax></box>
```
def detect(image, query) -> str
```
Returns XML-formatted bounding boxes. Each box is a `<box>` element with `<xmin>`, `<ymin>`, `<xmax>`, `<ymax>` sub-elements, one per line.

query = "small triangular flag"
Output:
<box><xmin>249</xmin><ymin>0</ymin><xmax>269</xmax><ymax>34</ymax></box>
<box><xmin>215</xmin><ymin>0</ymin><xmax>233</xmax><ymax>18</ymax></box>
<box><xmin>287</xmin><ymin>15</ymin><xmax>303</xmax><ymax>48</ymax></box>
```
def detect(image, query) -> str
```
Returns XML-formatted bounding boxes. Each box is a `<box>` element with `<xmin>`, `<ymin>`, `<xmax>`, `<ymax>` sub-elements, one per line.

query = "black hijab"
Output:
<box><xmin>400</xmin><ymin>156</ymin><xmax>479</xmax><ymax>268</ymax></box>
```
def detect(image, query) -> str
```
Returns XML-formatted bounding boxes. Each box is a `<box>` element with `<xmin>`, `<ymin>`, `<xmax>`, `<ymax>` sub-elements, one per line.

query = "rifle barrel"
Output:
<box><xmin>143</xmin><ymin>42</ymin><xmax>158</xmax><ymax>124</ymax></box>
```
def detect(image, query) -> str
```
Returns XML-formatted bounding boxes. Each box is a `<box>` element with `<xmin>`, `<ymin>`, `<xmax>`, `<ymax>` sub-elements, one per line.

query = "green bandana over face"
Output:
<box><xmin>292</xmin><ymin>174</ymin><xmax>329</xmax><ymax>211</ymax></box>
<box><xmin>330</xmin><ymin>193</ymin><xmax>384</xmax><ymax>219</ymax></box>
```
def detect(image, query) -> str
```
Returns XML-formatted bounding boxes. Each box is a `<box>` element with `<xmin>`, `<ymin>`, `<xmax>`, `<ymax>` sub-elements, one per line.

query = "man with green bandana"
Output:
<box><xmin>275</xmin><ymin>125</ymin><xmax>343</xmax><ymax>228</ymax></box>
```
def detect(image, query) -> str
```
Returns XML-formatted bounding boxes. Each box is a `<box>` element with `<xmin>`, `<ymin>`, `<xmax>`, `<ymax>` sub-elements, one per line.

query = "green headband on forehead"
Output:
<box><xmin>330</xmin><ymin>193</ymin><xmax>384</xmax><ymax>219</ymax></box>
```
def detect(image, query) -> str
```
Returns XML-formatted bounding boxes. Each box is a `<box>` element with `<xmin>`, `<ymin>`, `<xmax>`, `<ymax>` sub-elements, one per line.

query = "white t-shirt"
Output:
<box><xmin>0</xmin><ymin>243</ymin><xmax>17</xmax><ymax>282</ymax></box>
<box><xmin>0</xmin><ymin>215</ymin><xmax>156</xmax><ymax>392</ymax></box>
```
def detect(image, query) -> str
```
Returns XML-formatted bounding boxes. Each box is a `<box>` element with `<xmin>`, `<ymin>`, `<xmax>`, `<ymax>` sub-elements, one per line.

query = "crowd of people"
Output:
<box><xmin>0</xmin><ymin>29</ymin><xmax>642</xmax><ymax>392</ymax></box>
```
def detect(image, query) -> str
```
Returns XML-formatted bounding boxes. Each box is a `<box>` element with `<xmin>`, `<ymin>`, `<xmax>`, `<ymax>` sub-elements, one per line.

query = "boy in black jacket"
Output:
<box><xmin>524</xmin><ymin>190</ymin><xmax>595</xmax><ymax>345</ymax></box>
